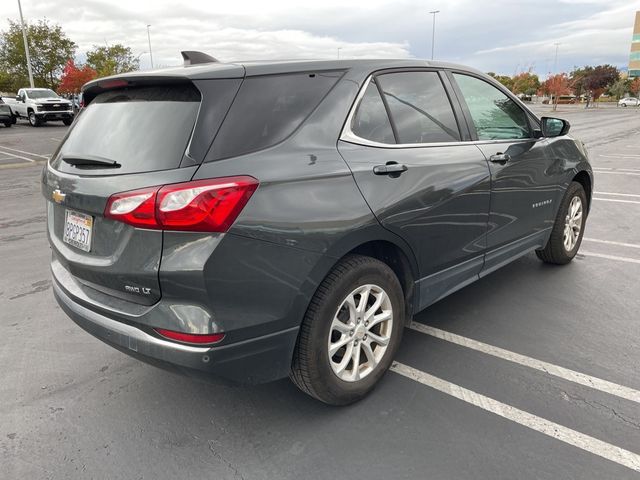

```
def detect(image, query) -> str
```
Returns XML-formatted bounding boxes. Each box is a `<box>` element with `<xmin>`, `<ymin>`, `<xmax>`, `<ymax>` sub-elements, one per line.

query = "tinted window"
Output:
<box><xmin>210</xmin><ymin>71</ymin><xmax>343</xmax><ymax>160</ymax></box>
<box><xmin>453</xmin><ymin>74</ymin><xmax>531</xmax><ymax>140</ymax></box>
<box><xmin>51</xmin><ymin>85</ymin><xmax>200</xmax><ymax>175</ymax></box>
<box><xmin>376</xmin><ymin>72</ymin><xmax>460</xmax><ymax>144</ymax></box>
<box><xmin>351</xmin><ymin>80</ymin><xmax>395</xmax><ymax>144</ymax></box>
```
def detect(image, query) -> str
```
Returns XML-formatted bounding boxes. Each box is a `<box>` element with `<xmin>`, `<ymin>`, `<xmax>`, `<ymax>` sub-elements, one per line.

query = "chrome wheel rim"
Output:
<box><xmin>328</xmin><ymin>284</ymin><xmax>393</xmax><ymax>382</ymax></box>
<box><xmin>563</xmin><ymin>196</ymin><xmax>583</xmax><ymax>252</ymax></box>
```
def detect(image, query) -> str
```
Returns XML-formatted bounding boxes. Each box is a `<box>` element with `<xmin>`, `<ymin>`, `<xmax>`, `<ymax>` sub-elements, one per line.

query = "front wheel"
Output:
<box><xmin>536</xmin><ymin>181</ymin><xmax>587</xmax><ymax>264</ymax></box>
<box><xmin>3</xmin><ymin>120</ymin><xmax>11</xmax><ymax>128</ymax></box>
<box><xmin>63</xmin><ymin>118</ymin><xmax>73</xmax><ymax>126</ymax></box>
<box><xmin>290</xmin><ymin>254</ymin><xmax>405</xmax><ymax>405</ymax></box>
<box><xmin>28</xmin><ymin>111</ymin><xmax>41</xmax><ymax>127</ymax></box>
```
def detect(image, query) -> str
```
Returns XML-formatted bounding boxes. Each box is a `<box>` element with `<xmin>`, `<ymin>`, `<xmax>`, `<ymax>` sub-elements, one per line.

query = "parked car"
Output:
<box><xmin>6</xmin><ymin>88</ymin><xmax>73</xmax><ymax>126</ymax></box>
<box><xmin>618</xmin><ymin>97</ymin><xmax>640</xmax><ymax>107</ymax></box>
<box><xmin>0</xmin><ymin>97</ymin><xmax>16</xmax><ymax>127</ymax></box>
<box><xmin>43</xmin><ymin>54</ymin><xmax>593</xmax><ymax>405</ymax></box>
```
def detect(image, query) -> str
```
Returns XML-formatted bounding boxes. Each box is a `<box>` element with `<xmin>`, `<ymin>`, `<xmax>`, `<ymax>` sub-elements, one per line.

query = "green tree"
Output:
<box><xmin>86</xmin><ymin>44</ymin><xmax>139</xmax><ymax>77</ymax></box>
<box><xmin>570</xmin><ymin>65</ymin><xmax>619</xmax><ymax>103</ymax></box>
<box><xmin>608</xmin><ymin>77</ymin><xmax>630</xmax><ymax>100</ymax></box>
<box><xmin>487</xmin><ymin>72</ymin><xmax>514</xmax><ymax>91</ymax></box>
<box><xmin>511</xmin><ymin>72</ymin><xmax>540</xmax><ymax>95</ymax></box>
<box><xmin>0</xmin><ymin>19</ymin><xmax>76</xmax><ymax>89</ymax></box>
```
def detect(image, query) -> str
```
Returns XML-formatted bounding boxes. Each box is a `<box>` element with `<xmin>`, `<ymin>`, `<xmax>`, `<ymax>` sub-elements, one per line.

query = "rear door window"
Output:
<box><xmin>50</xmin><ymin>84</ymin><xmax>201</xmax><ymax>175</ymax></box>
<box><xmin>453</xmin><ymin>73</ymin><xmax>531</xmax><ymax>140</ymax></box>
<box><xmin>351</xmin><ymin>79</ymin><xmax>396</xmax><ymax>144</ymax></box>
<box><xmin>376</xmin><ymin>72</ymin><xmax>461</xmax><ymax>144</ymax></box>
<box><xmin>209</xmin><ymin>71</ymin><xmax>343</xmax><ymax>160</ymax></box>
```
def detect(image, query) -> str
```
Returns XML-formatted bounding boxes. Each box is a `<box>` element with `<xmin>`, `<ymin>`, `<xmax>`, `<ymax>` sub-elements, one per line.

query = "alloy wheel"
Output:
<box><xmin>563</xmin><ymin>196</ymin><xmax>583</xmax><ymax>251</ymax></box>
<box><xmin>327</xmin><ymin>284</ymin><xmax>393</xmax><ymax>382</ymax></box>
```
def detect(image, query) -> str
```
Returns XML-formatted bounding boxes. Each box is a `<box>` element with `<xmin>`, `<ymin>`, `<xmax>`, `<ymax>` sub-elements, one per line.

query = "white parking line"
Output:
<box><xmin>599</xmin><ymin>155</ymin><xmax>640</xmax><ymax>159</ymax></box>
<box><xmin>596</xmin><ymin>192</ymin><xmax>640</xmax><ymax>198</ymax></box>
<box><xmin>408</xmin><ymin>322</ymin><xmax>640</xmax><ymax>404</ymax></box>
<box><xmin>583</xmin><ymin>238</ymin><xmax>640</xmax><ymax>249</ymax></box>
<box><xmin>594</xmin><ymin>197</ymin><xmax>640</xmax><ymax>205</ymax></box>
<box><xmin>0</xmin><ymin>150</ymin><xmax>34</xmax><ymax>162</ymax></box>
<box><xmin>0</xmin><ymin>145</ymin><xmax>48</xmax><ymax>159</ymax></box>
<box><xmin>592</xmin><ymin>172</ymin><xmax>640</xmax><ymax>177</ymax></box>
<box><xmin>391</xmin><ymin>362</ymin><xmax>640</xmax><ymax>473</ymax></box>
<box><xmin>579</xmin><ymin>251</ymin><xmax>640</xmax><ymax>265</ymax></box>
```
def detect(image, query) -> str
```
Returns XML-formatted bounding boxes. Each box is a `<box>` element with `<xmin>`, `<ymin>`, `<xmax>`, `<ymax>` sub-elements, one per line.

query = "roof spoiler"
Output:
<box><xmin>181</xmin><ymin>51</ymin><xmax>219</xmax><ymax>66</ymax></box>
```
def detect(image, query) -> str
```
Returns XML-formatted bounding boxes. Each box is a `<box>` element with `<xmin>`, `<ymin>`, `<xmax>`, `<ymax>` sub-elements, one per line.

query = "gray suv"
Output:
<box><xmin>43</xmin><ymin>53</ymin><xmax>593</xmax><ymax>405</ymax></box>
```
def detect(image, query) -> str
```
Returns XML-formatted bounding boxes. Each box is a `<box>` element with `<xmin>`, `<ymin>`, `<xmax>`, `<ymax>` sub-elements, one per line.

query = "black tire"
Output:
<box><xmin>536</xmin><ymin>181</ymin><xmax>587</xmax><ymax>265</ymax></box>
<box><xmin>3</xmin><ymin>120</ymin><xmax>11</xmax><ymax>128</ymax></box>
<box><xmin>11</xmin><ymin>115</ymin><xmax>16</xmax><ymax>124</ymax></box>
<box><xmin>290</xmin><ymin>254</ymin><xmax>405</xmax><ymax>405</ymax></box>
<box><xmin>63</xmin><ymin>118</ymin><xmax>73</xmax><ymax>126</ymax></box>
<box><xmin>28</xmin><ymin>111</ymin><xmax>41</xmax><ymax>127</ymax></box>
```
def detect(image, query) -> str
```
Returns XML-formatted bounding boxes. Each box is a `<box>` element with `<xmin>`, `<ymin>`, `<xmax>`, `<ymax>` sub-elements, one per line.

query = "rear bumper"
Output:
<box><xmin>52</xmin><ymin>276</ymin><xmax>299</xmax><ymax>384</ymax></box>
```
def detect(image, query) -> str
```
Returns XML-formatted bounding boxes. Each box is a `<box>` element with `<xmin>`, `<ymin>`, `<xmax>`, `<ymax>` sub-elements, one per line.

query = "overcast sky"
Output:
<box><xmin>10</xmin><ymin>0</ymin><xmax>640</xmax><ymax>77</ymax></box>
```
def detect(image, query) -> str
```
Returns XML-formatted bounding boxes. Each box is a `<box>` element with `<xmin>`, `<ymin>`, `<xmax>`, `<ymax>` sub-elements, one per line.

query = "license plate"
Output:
<box><xmin>63</xmin><ymin>210</ymin><xmax>93</xmax><ymax>252</ymax></box>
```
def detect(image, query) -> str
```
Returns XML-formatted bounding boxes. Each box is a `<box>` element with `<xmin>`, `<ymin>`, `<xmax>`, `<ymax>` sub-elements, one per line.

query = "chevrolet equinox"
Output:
<box><xmin>44</xmin><ymin>53</ymin><xmax>593</xmax><ymax>405</ymax></box>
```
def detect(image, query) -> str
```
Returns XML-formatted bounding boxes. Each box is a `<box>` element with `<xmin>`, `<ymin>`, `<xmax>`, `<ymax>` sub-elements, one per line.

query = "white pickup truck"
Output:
<box><xmin>6</xmin><ymin>88</ymin><xmax>74</xmax><ymax>127</ymax></box>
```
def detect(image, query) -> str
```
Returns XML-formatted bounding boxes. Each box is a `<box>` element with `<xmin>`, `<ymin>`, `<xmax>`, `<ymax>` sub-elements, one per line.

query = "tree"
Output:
<box><xmin>487</xmin><ymin>72</ymin><xmax>514</xmax><ymax>91</ymax></box>
<box><xmin>86</xmin><ymin>44</ymin><xmax>139</xmax><ymax>77</ymax></box>
<box><xmin>630</xmin><ymin>77</ymin><xmax>640</xmax><ymax>96</ymax></box>
<box><xmin>58</xmin><ymin>59</ymin><xmax>97</xmax><ymax>94</ymax></box>
<box><xmin>511</xmin><ymin>72</ymin><xmax>540</xmax><ymax>95</ymax></box>
<box><xmin>0</xmin><ymin>19</ymin><xmax>76</xmax><ymax>89</ymax></box>
<box><xmin>585</xmin><ymin>65</ymin><xmax>618</xmax><ymax>103</ymax></box>
<box><xmin>608</xmin><ymin>77</ymin><xmax>630</xmax><ymax>100</ymax></box>
<box><xmin>542</xmin><ymin>74</ymin><xmax>571</xmax><ymax>111</ymax></box>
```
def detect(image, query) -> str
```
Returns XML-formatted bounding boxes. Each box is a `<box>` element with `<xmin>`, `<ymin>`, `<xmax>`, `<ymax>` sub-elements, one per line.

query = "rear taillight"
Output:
<box><xmin>104</xmin><ymin>176</ymin><xmax>258</xmax><ymax>232</ymax></box>
<box><xmin>154</xmin><ymin>328</ymin><xmax>225</xmax><ymax>345</ymax></box>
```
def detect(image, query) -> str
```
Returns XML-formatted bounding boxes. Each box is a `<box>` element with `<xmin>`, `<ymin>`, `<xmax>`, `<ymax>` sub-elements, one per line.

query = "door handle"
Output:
<box><xmin>489</xmin><ymin>153</ymin><xmax>511</xmax><ymax>164</ymax></box>
<box><xmin>373</xmin><ymin>163</ymin><xmax>408</xmax><ymax>176</ymax></box>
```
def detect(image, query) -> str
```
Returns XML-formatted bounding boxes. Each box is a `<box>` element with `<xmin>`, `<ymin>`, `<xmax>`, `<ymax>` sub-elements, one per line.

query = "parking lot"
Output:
<box><xmin>1</xmin><ymin>106</ymin><xmax>639</xmax><ymax>479</ymax></box>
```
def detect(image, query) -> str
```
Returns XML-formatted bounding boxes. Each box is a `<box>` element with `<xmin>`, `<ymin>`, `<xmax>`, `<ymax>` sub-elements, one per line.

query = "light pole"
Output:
<box><xmin>429</xmin><ymin>10</ymin><xmax>440</xmax><ymax>60</ymax></box>
<box><xmin>553</xmin><ymin>42</ymin><xmax>560</xmax><ymax>73</ymax></box>
<box><xmin>552</xmin><ymin>43</ymin><xmax>560</xmax><ymax>111</ymax></box>
<box><xmin>337</xmin><ymin>47</ymin><xmax>342</xmax><ymax>60</ymax></box>
<box><xmin>17</xmin><ymin>0</ymin><xmax>34</xmax><ymax>87</ymax></box>
<box><xmin>147</xmin><ymin>24</ymin><xmax>154</xmax><ymax>69</ymax></box>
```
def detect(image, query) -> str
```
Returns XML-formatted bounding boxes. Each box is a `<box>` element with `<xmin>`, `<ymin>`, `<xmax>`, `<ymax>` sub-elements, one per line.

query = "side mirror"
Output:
<box><xmin>541</xmin><ymin>117</ymin><xmax>570</xmax><ymax>137</ymax></box>
<box><xmin>15</xmin><ymin>96</ymin><xmax>21</xmax><ymax>102</ymax></box>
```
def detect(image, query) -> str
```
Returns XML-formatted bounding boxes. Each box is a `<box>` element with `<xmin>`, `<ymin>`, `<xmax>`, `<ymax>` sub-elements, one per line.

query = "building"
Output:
<box><xmin>629</xmin><ymin>11</ymin><xmax>640</xmax><ymax>78</ymax></box>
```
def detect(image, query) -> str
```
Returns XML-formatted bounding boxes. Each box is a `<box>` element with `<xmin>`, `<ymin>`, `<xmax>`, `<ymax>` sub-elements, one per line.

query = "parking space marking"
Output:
<box><xmin>599</xmin><ymin>155</ymin><xmax>640</xmax><ymax>159</ymax></box>
<box><xmin>593</xmin><ymin>197</ymin><xmax>640</xmax><ymax>205</ymax></box>
<box><xmin>596</xmin><ymin>192</ymin><xmax>640</xmax><ymax>198</ymax></box>
<box><xmin>408</xmin><ymin>322</ymin><xmax>640</xmax><ymax>404</ymax></box>
<box><xmin>391</xmin><ymin>362</ymin><xmax>640</xmax><ymax>473</ymax></box>
<box><xmin>579</xmin><ymin>251</ymin><xmax>640</xmax><ymax>265</ymax></box>
<box><xmin>0</xmin><ymin>150</ymin><xmax>34</xmax><ymax>162</ymax></box>
<box><xmin>583</xmin><ymin>238</ymin><xmax>640</xmax><ymax>249</ymax></box>
<box><xmin>0</xmin><ymin>145</ymin><xmax>49</xmax><ymax>159</ymax></box>
<box><xmin>592</xmin><ymin>172</ymin><xmax>640</xmax><ymax>177</ymax></box>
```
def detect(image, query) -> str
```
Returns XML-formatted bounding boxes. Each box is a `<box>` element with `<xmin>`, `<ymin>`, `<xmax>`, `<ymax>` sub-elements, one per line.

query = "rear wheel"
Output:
<box><xmin>536</xmin><ymin>181</ymin><xmax>587</xmax><ymax>264</ymax></box>
<box><xmin>28</xmin><ymin>111</ymin><xmax>41</xmax><ymax>127</ymax></box>
<box><xmin>290</xmin><ymin>254</ymin><xmax>404</xmax><ymax>405</ymax></box>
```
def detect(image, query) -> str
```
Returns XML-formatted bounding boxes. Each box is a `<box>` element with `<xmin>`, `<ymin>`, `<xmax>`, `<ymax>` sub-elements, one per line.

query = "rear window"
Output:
<box><xmin>50</xmin><ymin>85</ymin><xmax>200</xmax><ymax>175</ymax></box>
<box><xmin>208</xmin><ymin>71</ymin><xmax>343</xmax><ymax>160</ymax></box>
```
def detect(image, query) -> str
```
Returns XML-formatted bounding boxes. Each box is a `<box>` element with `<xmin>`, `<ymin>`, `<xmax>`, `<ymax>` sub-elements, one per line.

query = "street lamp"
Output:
<box><xmin>147</xmin><ymin>24</ymin><xmax>154</xmax><ymax>69</ymax></box>
<box><xmin>17</xmin><ymin>0</ymin><xmax>34</xmax><ymax>87</ymax></box>
<box><xmin>429</xmin><ymin>10</ymin><xmax>440</xmax><ymax>61</ymax></box>
<box><xmin>337</xmin><ymin>47</ymin><xmax>342</xmax><ymax>60</ymax></box>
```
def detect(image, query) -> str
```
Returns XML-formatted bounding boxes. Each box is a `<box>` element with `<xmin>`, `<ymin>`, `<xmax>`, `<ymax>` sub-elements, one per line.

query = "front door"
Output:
<box><xmin>338</xmin><ymin>70</ymin><xmax>491</xmax><ymax>309</ymax></box>
<box><xmin>451</xmin><ymin>72</ymin><xmax>558</xmax><ymax>274</ymax></box>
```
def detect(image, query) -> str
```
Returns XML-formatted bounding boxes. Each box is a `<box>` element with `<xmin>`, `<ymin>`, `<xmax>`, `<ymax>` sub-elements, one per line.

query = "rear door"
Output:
<box><xmin>43</xmin><ymin>80</ymin><xmax>240</xmax><ymax>305</ymax></box>
<box><xmin>338</xmin><ymin>70</ymin><xmax>491</xmax><ymax>308</ymax></box>
<box><xmin>450</xmin><ymin>72</ymin><xmax>558</xmax><ymax>274</ymax></box>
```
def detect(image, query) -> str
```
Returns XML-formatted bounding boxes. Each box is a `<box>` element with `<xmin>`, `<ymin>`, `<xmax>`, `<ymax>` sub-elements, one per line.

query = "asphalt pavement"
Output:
<box><xmin>1</xmin><ymin>106</ymin><xmax>639</xmax><ymax>479</ymax></box>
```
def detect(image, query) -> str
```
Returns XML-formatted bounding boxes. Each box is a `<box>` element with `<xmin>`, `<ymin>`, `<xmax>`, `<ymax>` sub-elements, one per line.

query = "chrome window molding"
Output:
<box><xmin>339</xmin><ymin>73</ymin><xmax>543</xmax><ymax>150</ymax></box>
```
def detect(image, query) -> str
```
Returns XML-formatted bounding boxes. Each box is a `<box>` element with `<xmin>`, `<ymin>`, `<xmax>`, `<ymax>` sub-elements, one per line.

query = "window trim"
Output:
<box><xmin>341</xmin><ymin>68</ymin><xmax>544</xmax><ymax>149</ymax></box>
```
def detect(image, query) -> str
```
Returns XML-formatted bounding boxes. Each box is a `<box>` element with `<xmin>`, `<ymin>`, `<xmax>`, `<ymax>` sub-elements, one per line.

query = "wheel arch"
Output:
<box><xmin>572</xmin><ymin>169</ymin><xmax>592</xmax><ymax>212</ymax></box>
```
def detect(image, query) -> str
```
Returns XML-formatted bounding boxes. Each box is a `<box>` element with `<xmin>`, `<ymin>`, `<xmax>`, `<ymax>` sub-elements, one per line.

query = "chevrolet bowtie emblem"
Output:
<box><xmin>52</xmin><ymin>189</ymin><xmax>66</xmax><ymax>204</ymax></box>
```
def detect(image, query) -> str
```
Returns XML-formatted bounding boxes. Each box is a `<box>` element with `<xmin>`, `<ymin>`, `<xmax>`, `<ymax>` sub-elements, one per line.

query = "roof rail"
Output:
<box><xmin>181</xmin><ymin>51</ymin><xmax>219</xmax><ymax>66</ymax></box>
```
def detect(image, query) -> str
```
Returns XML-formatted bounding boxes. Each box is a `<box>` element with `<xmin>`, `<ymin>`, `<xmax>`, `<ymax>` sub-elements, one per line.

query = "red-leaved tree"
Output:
<box><xmin>58</xmin><ymin>59</ymin><xmax>97</xmax><ymax>94</ymax></box>
<box><xmin>542</xmin><ymin>73</ymin><xmax>571</xmax><ymax>111</ymax></box>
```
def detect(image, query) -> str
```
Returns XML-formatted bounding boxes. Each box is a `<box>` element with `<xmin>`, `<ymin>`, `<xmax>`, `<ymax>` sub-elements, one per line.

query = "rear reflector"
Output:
<box><xmin>104</xmin><ymin>176</ymin><xmax>258</xmax><ymax>232</ymax></box>
<box><xmin>154</xmin><ymin>328</ymin><xmax>225</xmax><ymax>345</ymax></box>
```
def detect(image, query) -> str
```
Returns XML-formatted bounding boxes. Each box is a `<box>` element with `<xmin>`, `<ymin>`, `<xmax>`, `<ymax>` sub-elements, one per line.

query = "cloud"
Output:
<box><xmin>8</xmin><ymin>0</ymin><xmax>640</xmax><ymax>76</ymax></box>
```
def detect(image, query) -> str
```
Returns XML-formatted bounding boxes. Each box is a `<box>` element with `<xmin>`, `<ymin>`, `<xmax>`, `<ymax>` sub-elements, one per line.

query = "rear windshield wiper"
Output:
<box><xmin>62</xmin><ymin>154</ymin><xmax>121</xmax><ymax>168</ymax></box>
